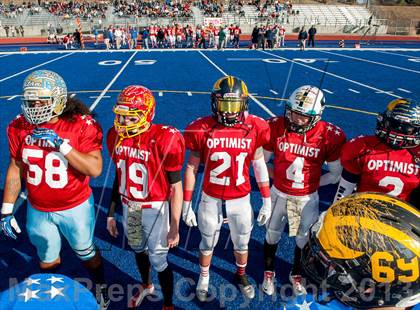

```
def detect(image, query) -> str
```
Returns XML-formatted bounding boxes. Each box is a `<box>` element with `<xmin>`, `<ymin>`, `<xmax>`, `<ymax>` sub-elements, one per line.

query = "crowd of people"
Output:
<box><xmin>97</xmin><ymin>23</ymin><xmax>242</xmax><ymax>50</ymax></box>
<box><xmin>44</xmin><ymin>1</ymin><xmax>108</xmax><ymax>20</ymax></box>
<box><xmin>113</xmin><ymin>0</ymin><xmax>192</xmax><ymax>19</ymax></box>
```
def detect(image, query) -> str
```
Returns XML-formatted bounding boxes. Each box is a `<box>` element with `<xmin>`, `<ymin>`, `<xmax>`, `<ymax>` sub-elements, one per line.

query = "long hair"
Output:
<box><xmin>60</xmin><ymin>97</ymin><xmax>94</xmax><ymax>122</ymax></box>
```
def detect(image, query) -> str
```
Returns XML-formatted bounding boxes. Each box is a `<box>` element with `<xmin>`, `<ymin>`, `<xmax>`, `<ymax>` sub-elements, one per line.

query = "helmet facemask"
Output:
<box><xmin>212</xmin><ymin>95</ymin><xmax>247</xmax><ymax>127</ymax></box>
<box><xmin>21</xmin><ymin>70</ymin><xmax>67</xmax><ymax>125</ymax></box>
<box><xmin>285</xmin><ymin>85</ymin><xmax>325</xmax><ymax>134</ymax></box>
<box><xmin>113</xmin><ymin>105</ymin><xmax>151</xmax><ymax>139</ymax></box>
<box><xmin>376</xmin><ymin>112</ymin><xmax>419</xmax><ymax>149</ymax></box>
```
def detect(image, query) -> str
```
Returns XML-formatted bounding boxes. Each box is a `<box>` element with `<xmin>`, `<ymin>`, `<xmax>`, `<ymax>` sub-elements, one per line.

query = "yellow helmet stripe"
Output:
<box><xmin>227</xmin><ymin>76</ymin><xmax>234</xmax><ymax>92</ymax></box>
<box><xmin>241</xmin><ymin>81</ymin><xmax>248</xmax><ymax>97</ymax></box>
<box><xmin>387</xmin><ymin>98</ymin><xmax>408</xmax><ymax>111</ymax></box>
<box><xmin>319</xmin><ymin>214</ymin><xmax>420</xmax><ymax>259</ymax></box>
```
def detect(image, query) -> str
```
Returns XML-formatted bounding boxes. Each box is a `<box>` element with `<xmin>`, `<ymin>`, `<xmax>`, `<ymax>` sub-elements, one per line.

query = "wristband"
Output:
<box><xmin>1</xmin><ymin>202</ymin><xmax>14</xmax><ymax>215</ymax></box>
<box><xmin>184</xmin><ymin>189</ymin><xmax>193</xmax><ymax>202</ymax></box>
<box><xmin>59</xmin><ymin>141</ymin><xmax>73</xmax><ymax>156</ymax></box>
<box><xmin>260</xmin><ymin>186</ymin><xmax>270</xmax><ymax>198</ymax></box>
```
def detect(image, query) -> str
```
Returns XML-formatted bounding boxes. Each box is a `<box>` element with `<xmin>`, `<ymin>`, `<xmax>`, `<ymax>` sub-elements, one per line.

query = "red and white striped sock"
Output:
<box><xmin>236</xmin><ymin>262</ymin><xmax>247</xmax><ymax>276</ymax></box>
<box><xmin>200</xmin><ymin>264</ymin><xmax>210</xmax><ymax>278</ymax></box>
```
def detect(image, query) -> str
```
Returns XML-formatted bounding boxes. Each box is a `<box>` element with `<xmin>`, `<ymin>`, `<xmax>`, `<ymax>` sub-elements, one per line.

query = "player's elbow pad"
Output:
<box><xmin>252</xmin><ymin>156</ymin><xmax>269</xmax><ymax>183</ymax></box>
<box><xmin>319</xmin><ymin>160</ymin><xmax>343</xmax><ymax>186</ymax></box>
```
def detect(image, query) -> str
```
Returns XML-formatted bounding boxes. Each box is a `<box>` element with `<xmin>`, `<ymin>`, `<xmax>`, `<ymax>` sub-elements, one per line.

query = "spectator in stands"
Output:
<box><xmin>15</xmin><ymin>25</ymin><xmax>20</xmax><ymax>37</ymax></box>
<box><xmin>308</xmin><ymin>25</ymin><xmax>317</xmax><ymax>47</ymax></box>
<box><xmin>19</xmin><ymin>25</ymin><xmax>24</xmax><ymax>37</ymax></box>
<box><xmin>298</xmin><ymin>26</ymin><xmax>307</xmax><ymax>51</ymax></box>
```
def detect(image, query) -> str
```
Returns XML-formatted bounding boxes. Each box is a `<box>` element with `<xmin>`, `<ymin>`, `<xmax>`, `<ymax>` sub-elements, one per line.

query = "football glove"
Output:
<box><xmin>1</xmin><ymin>215</ymin><xmax>21</xmax><ymax>239</ymax></box>
<box><xmin>257</xmin><ymin>197</ymin><xmax>272</xmax><ymax>226</ymax></box>
<box><xmin>32</xmin><ymin>127</ymin><xmax>63</xmax><ymax>149</ymax></box>
<box><xmin>182</xmin><ymin>200</ymin><xmax>197</xmax><ymax>227</ymax></box>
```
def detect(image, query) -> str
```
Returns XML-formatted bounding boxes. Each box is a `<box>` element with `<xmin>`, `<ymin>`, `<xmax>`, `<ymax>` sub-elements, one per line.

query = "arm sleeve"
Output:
<box><xmin>319</xmin><ymin>159</ymin><xmax>343</xmax><ymax>186</ymax></box>
<box><xmin>333</xmin><ymin>168</ymin><xmax>359</xmax><ymax>203</ymax></box>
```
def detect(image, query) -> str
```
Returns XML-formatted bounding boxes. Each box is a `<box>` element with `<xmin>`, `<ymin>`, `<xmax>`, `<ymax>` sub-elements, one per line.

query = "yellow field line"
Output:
<box><xmin>1</xmin><ymin>90</ymin><xmax>376</xmax><ymax>116</ymax></box>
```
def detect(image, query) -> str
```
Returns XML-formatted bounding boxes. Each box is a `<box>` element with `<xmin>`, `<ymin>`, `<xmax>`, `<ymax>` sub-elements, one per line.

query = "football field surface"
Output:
<box><xmin>0</xmin><ymin>47</ymin><xmax>419</xmax><ymax>309</ymax></box>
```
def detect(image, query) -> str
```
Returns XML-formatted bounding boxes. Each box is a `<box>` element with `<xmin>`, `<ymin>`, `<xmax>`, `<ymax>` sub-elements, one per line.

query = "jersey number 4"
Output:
<box><xmin>286</xmin><ymin>157</ymin><xmax>305</xmax><ymax>189</ymax></box>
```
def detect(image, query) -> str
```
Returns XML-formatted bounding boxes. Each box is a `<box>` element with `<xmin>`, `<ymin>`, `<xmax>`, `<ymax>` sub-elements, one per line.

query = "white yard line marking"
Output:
<box><xmin>198</xmin><ymin>50</ymin><xmax>275</xmax><ymax>117</ymax></box>
<box><xmin>319</xmin><ymin>50</ymin><xmax>420</xmax><ymax>74</ymax></box>
<box><xmin>348</xmin><ymin>88</ymin><xmax>360</xmax><ymax>94</ymax></box>
<box><xmin>0</xmin><ymin>53</ymin><xmax>74</xmax><ymax>83</ymax></box>
<box><xmin>90</xmin><ymin>95</ymin><xmax>110</xmax><ymax>99</ymax></box>
<box><xmin>322</xmin><ymin>89</ymin><xmax>333</xmax><ymax>94</ymax></box>
<box><xmin>397</xmin><ymin>88</ymin><xmax>411</xmax><ymax>93</ymax></box>
<box><xmin>259</xmin><ymin>50</ymin><xmax>400</xmax><ymax>98</ymax></box>
<box><xmin>187</xmin><ymin>91</ymin><xmax>192</xmax><ymax>96</ymax></box>
<box><xmin>89</xmin><ymin>51</ymin><xmax>138</xmax><ymax>111</ymax></box>
<box><xmin>373</xmin><ymin>50</ymin><xmax>420</xmax><ymax>59</ymax></box>
<box><xmin>7</xmin><ymin>95</ymin><xmax>18</xmax><ymax>100</ymax></box>
<box><xmin>159</xmin><ymin>92</ymin><xmax>163</xmax><ymax>97</ymax></box>
<box><xmin>270</xmin><ymin>89</ymin><xmax>278</xmax><ymax>95</ymax></box>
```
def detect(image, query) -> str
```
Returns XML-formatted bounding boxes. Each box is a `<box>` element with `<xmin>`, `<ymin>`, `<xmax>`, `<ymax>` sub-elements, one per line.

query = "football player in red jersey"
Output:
<box><xmin>262</xmin><ymin>85</ymin><xmax>346</xmax><ymax>296</ymax></box>
<box><xmin>0</xmin><ymin>70</ymin><xmax>109</xmax><ymax>309</ymax></box>
<box><xmin>183</xmin><ymin>76</ymin><xmax>271</xmax><ymax>301</ymax></box>
<box><xmin>334</xmin><ymin>98</ymin><xmax>419</xmax><ymax>207</ymax></box>
<box><xmin>106</xmin><ymin>86</ymin><xmax>184</xmax><ymax>310</ymax></box>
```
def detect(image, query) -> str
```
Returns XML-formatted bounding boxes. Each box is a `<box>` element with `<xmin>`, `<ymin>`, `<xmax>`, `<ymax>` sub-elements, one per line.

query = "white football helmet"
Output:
<box><xmin>21</xmin><ymin>70</ymin><xmax>67</xmax><ymax>125</ymax></box>
<box><xmin>285</xmin><ymin>85</ymin><xmax>325</xmax><ymax>133</ymax></box>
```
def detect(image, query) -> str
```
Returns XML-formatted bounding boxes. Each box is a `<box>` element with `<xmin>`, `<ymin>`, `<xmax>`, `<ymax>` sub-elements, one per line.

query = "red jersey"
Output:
<box><xmin>234</xmin><ymin>27</ymin><xmax>241</xmax><ymax>36</ymax></box>
<box><xmin>107</xmin><ymin>124</ymin><xmax>185</xmax><ymax>202</ymax></box>
<box><xmin>184</xmin><ymin>114</ymin><xmax>269</xmax><ymax>200</ymax></box>
<box><xmin>149</xmin><ymin>26</ymin><xmax>156</xmax><ymax>36</ymax></box>
<box><xmin>7</xmin><ymin>114</ymin><xmax>103</xmax><ymax>212</ymax></box>
<box><xmin>265</xmin><ymin>117</ymin><xmax>346</xmax><ymax>196</ymax></box>
<box><xmin>340</xmin><ymin>135</ymin><xmax>419</xmax><ymax>201</ymax></box>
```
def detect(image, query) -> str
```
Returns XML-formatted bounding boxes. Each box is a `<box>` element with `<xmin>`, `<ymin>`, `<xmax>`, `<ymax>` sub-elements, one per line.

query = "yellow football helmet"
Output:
<box><xmin>302</xmin><ymin>192</ymin><xmax>420</xmax><ymax>308</ymax></box>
